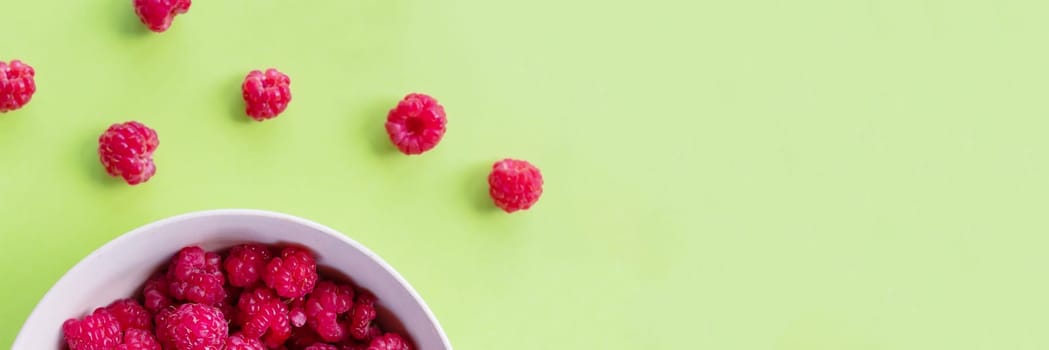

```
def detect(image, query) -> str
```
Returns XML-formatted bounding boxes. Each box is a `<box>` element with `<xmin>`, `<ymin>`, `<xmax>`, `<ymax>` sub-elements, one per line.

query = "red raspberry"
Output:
<box><xmin>116</xmin><ymin>328</ymin><xmax>161</xmax><ymax>350</ymax></box>
<box><xmin>227</xmin><ymin>333</ymin><xmax>266</xmax><ymax>350</ymax></box>
<box><xmin>236</xmin><ymin>286</ymin><xmax>276</xmax><ymax>325</ymax></box>
<box><xmin>167</xmin><ymin>246</ymin><xmax>226</xmax><ymax>305</ymax></box>
<box><xmin>263</xmin><ymin>246</ymin><xmax>318</xmax><ymax>298</ymax></box>
<box><xmin>0</xmin><ymin>60</ymin><xmax>36</xmax><ymax>113</ymax></box>
<box><xmin>133</xmin><ymin>0</ymin><xmax>191</xmax><ymax>32</ymax></box>
<box><xmin>305</xmin><ymin>281</ymin><xmax>355</xmax><ymax>342</ymax></box>
<box><xmin>225</xmin><ymin>244</ymin><xmax>272</xmax><ymax>287</ymax></box>
<box><xmin>106</xmin><ymin>299</ymin><xmax>152</xmax><ymax>331</ymax></box>
<box><xmin>385</xmin><ymin>93</ymin><xmax>447</xmax><ymax>155</ymax></box>
<box><xmin>98</xmin><ymin>121</ymin><xmax>160</xmax><ymax>185</ymax></box>
<box><xmin>347</xmin><ymin>292</ymin><xmax>377</xmax><ymax>341</ymax></box>
<box><xmin>305</xmin><ymin>344</ymin><xmax>339</xmax><ymax>350</ymax></box>
<box><xmin>238</xmin><ymin>287</ymin><xmax>292</xmax><ymax>348</ymax></box>
<box><xmin>62</xmin><ymin>308</ymin><xmax>122</xmax><ymax>350</ymax></box>
<box><xmin>142</xmin><ymin>273</ymin><xmax>173</xmax><ymax>313</ymax></box>
<box><xmin>242</xmin><ymin>68</ymin><xmax>291</xmax><ymax>121</ymax></box>
<box><xmin>288</xmin><ymin>297</ymin><xmax>307</xmax><ymax>328</ymax></box>
<box><xmin>156</xmin><ymin>303</ymin><xmax>228</xmax><ymax>350</ymax></box>
<box><xmin>366</xmin><ymin>333</ymin><xmax>411</xmax><ymax>350</ymax></box>
<box><xmin>488</xmin><ymin>158</ymin><xmax>544</xmax><ymax>213</ymax></box>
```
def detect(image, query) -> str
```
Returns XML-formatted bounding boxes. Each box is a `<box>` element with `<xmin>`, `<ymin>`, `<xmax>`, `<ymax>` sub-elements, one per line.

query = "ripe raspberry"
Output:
<box><xmin>367</xmin><ymin>333</ymin><xmax>411</xmax><ymax>350</ymax></box>
<box><xmin>106</xmin><ymin>299</ymin><xmax>152</xmax><ymax>331</ymax></box>
<box><xmin>347</xmin><ymin>292</ymin><xmax>377</xmax><ymax>341</ymax></box>
<box><xmin>242</xmin><ymin>68</ymin><xmax>291</xmax><ymax>121</ymax></box>
<box><xmin>305</xmin><ymin>281</ymin><xmax>355</xmax><ymax>342</ymax></box>
<box><xmin>289</xmin><ymin>297</ymin><xmax>308</xmax><ymax>328</ymax></box>
<box><xmin>385</xmin><ymin>93</ymin><xmax>447</xmax><ymax>155</ymax></box>
<box><xmin>236</xmin><ymin>286</ymin><xmax>277</xmax><ymax>326</ymax></box>
<box><xmin>62</xmin><ymin>308</ymin><xmax>122</xmax><ymax>350</ymax></box>
<box><xmin>156</xmin><ymin>303</ymin><xmax>228</xmax><ymax>350</ymax></box>
<box><xmin>98</xmin><ymin>121</ymin><xmax>160</xmax><ymax>185</ymax></box>
<box><xmin>488</xmin><ymin>158</ymin><xmax>544</xmax><ymax>213</ymax></box>
<box><xmin>263</xmin><ymin>246</ymin><xmax>318</xmax><ymax>298</ymax></box>
<box><xmin>225</xmin><ymin>244</ymin><xmax>272</xmax><ymax>287</ymax></box>
<box><xmin>227</xmin><ymin>333</ymin><xmax>266</xmax><ymax>350</ymax></box>
<box><xmin>167</xmin><ymin>246</ymin><xmax>227</xmax><ymax>305</ymax></box>
<box><xmin>116</xmin><ymin>328</ymin><xmax>161</xmax><ymax>350</ymax></box>
<box><xmin>133</xmin><ymin>0</ymin><xmax>191</xmax><ymax>32</ymax></box>
<box><xmin>0</xmin><ymin>60</ymin><xmax>36</xmax><ymax>113</ymax></box>
<box><xmin>238</xmin><ymin>287</ymin><xmax>292</xmax><ymax>348</ymax></box>
<box><xmin>142</xmin><ymin>273</ymin><xmax>173</xmax><ymax>313</ymax></box>
<box><xmin>304</xmin><ymin>344</ymin><xmax>339</xmax><ymax>350</ymax></box>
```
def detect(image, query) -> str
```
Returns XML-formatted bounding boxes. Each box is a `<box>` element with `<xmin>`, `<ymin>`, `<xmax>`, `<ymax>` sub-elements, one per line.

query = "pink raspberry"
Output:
<box><xmin>166</xmin><ymin>246</ymin><xmax>226</xmax><ymax>305</ymax></box>
<box><xmin>106</xmin><ymin>299</ymin><xmax>152</xmax><ymax>331</ymax></box>
<box><xmin>226</xmin><ymin>333</ymin><xmax>266</xmax><ymax>350</ymax></box>
<box><xmin>98</xmin><ymin>121</ymin><xmax>160</xmax><ymax>185</ymax></box>
<box><xmin>133</xmin><ymin>0</ymin><xmax>191</xmax><ymax>32</ymax></box>
<box><xmin>0</xmin><ymin>60</ymin><xmax>36</xmax><ymax>113</ymax></box>
<box><xmin>62</xmin><ymin>308</ymin><xmax>122</xmax><ymax>350</ymax></box>
<box><xmin>347</xmin><ymin>292</ymin><xmax>377</xmax><ymax>341</ymax></box>
<box><xmin>116</xmin><ymin>328</ymin><xmax>161</xmax><ymax>350</ymax></box>
<box><xmin>263</xmin><ymin>246</ymin><xmax>318</xmax><ymax>298</ymax></box>
<box><xmin>305</xmin><ymin>281</ymin><xmax>355</xmax><ymax>342</ymax></box>
<box><xmin>305</xmin><ymin>344</ymin><xmax>339</xmax><ymax>350</ymax></box>
<box><xmin>238</xmin><ymin>287</ymin><xmax>292</xmax><ymax>348</ymax></box>
<box><xmin>242</xmin><ymin>68</ymin><xmax>291</xmax><ymax>121</ymax></box>
<box><xmin>236</xmin><ymin>286</ymin><xmax>277</xmax><ymax>325</ymax></box>
<box><xmin>385</xmin><ymin>93</ymin><xmax>447</xmax><ymax>155</ymax></box>
<box><xmin>488</xmin><ymin>158</ymin><xmax>544</xmax><ymax>213</ymax></box>
<box><xmin>225</xmin><ymin>244</ymin><xmax>272</xmax><ymax>287</ymax></box>
<box><xmin>142</xmin><ymin>273</ymin><xmax>173</xmax><ymax>313</ymax></box>
<box><xmin>156</xmin><ymin>303</ymin><xmax>228</xmax><ymax>350</ymax></box>
<box><xmin>366</xmin><ymin>333</ymin><xmax>411</xmax><ymax>350</ymax></box>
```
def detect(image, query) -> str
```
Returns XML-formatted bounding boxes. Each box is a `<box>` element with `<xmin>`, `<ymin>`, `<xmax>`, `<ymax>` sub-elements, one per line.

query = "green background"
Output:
<box><xmin>2</xmin><ymin>0</ymin><xmax>1049</xmax><ymax>348</ymax></box>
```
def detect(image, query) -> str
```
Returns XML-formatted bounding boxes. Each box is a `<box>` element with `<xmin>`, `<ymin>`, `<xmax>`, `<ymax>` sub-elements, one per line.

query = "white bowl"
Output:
<box><xmin>13</xmin><ymin>209</ymin><xmax>452</xmax><ymax>349</ymax></box>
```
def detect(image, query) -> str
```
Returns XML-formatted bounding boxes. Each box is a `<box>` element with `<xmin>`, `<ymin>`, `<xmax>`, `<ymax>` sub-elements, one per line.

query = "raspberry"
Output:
<box><xmin>488</xmin><ymin>158</ymin><xmax>544</xmax><ymax>213</ymax></box>
<box><xmin>167</xmin><ymin>246</ymin><xmax>227</xmax><ymax>305</ymax></box>
<box><xmin>366</xmin><ymin>333</ymin><xmax>411</xmax><ymax>350</ymax></box>
<box><xmin>242</xmin><ymin>68</ymin><xmax>291</xmax><ymax>121</ymax></box>
<box><xmin>227</xmin><ymin>333</ymin><xmax>266</xmax><ymax>350</ymax></box>
<box><xmin>305</xmin><ymin>344</ymin><xmax>339</xmax><ymax>350</ymax></box>
<box><xmin>62</xmin><ymin>308</ymin><xmax>122</xmax><ymax>350</ymax></box>
<box><xmin>305</xmin><ymin>281</ymin><xmax>355</xmax><ymax>342</ymax></box>
<box><xmin>0</xmin><ymin>60</ymin><xmax>36</xmax><ymax>113</ymax></box>
<box><xmin>106</xmin><ymin>299</ymin><xmax>152</xmax><ymax>331</ymax></box>
<box><xmin>262</xmin><ymin>246</ymin><xmax>318</xmax><ymax>298</ymax></box>
<box><xmin>225</xmin><ymin>244</ymin><xmax>272</xmax><ymax>287</ymax></box>
<box><xmin>133</xmin><ymin>0</ymin><xmax>191</xmax><ymax>32</ymax></box>
<box><xmin>239</xmin><ymin>287</ymin><xmax>292</xmax><ymax>348</ymax></box>
<box><xmin>142</xmin><ymin>273</ymin><xmax>173</xmax><ymax>313</ymax></box>
<box><xmin>156</xmin><ymin>303</ymin><xmax>228</xmax><ymax>350</ymax></box>
<box><xmin>385</xmin><ymin>93</ymin><xmax>447</xmax><ymax>155</ymax></box>
<box><xmin>289</xmin><ymin>297</ymin><xmax>308</xmax><ymax>328</ymax></box>
<box><xmin>116</xmin><ymin>328</ymin><xmax>161</xmax><ymax>350</ymax></box>
<box><xmin>347</xmin><ymin>292</ymin><xmax>377</xmax><ymax>341</ymax></box>
<box><xmin>98</xmin><ymin>121</ymin><xmax>160</xmax><ymax>185</ymax></box>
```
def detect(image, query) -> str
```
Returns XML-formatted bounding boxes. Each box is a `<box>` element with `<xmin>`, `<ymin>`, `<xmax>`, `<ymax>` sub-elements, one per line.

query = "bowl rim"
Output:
<box><xmin>12</xmin><ymin>208</ymin><xmax>452</xmax><ymax>349</ymax></box>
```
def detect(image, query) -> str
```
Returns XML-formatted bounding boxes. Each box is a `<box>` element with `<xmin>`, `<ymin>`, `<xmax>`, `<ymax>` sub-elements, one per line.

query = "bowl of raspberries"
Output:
<box><xmin>12</xmin><ymin>209</ymin><xmax>450</xmax><ymax>350</ymax></box>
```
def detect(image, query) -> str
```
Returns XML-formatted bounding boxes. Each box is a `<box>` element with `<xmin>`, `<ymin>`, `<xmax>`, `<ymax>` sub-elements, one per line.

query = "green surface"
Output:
<box><xmin>2</xmin><ymin>0</ymin><xmax>1049</xmax><ymax>348</ymax></box>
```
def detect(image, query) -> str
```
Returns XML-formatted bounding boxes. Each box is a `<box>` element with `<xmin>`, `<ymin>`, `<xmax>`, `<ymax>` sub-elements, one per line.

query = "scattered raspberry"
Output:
<box><xmin>305</xmin><ymin>281</ymin><xmax>355</xmax><ymax>342</ymax></box>
<box><xmin>98</xmin><ymin>121</ymin><xmax>160</xmax><ymax>185</ymax></box>
<box><xmin>488</xmin><ymin>158</ymin><xmax>544</xmax><ymax>213</ymax></box>
<box><xmin>305</xmin><ymin>344</ymin><xmax>339</xmax><ymax>350</ymax></box>
<box><xmin>367</xmin><ymin>333</ymin><xmax>411</xmax><ymax>350</ymax></box>
<box><xmin>106</xmin><ymin>299</ymin><xmax>152</xmax><ymax>331</ymax></box>
<box><xmin>263</xmin><ymin>246</ymin><xmax>318</xmax><ymax>298</ymax></box>
<box><xmin>226</xmin><ymin>333</ymin><xmax>266</xmax><ymax>350</ymax></box>
<box><xmin>142</xmin><ymin>273</ymin><xmax>173</xmax><ymax>313</ymax></box>
<box><xmin>156</xmin><ymin>303</ymin><xmax>228</xmax><ymax>350</ymax></box>
<box><xmin>348</xmin><ymin>292</ymin><xmax>377</xmax><ymax>340</ymax></box>
<box><xmin>385</xmin><ymin>93</ymin><xmax>447</xmax><ymax>155</ymax></box>
<box><xmin>242</xmin><ymin>68</ymin><xmax>291</xmax><ymax>121</ymax></box>
<box><xmin>133</xmin><ymin>0</ymin><xmax>191</xmax><ymax>32</ymax></box>
<box><xmin>166</xmin><ymin>246</ymin><xmax>227</xmax><ymax>305</ymax></box>
<box><xmin>0</xmin><ymin>60</ymin><xmax>36</xmax><ymax>113</ymax></box>
<box><xmin>289</xmin><ymin>297</ymin><xmax>308</xmax><ymax>328</ymax></box>
<box><xmin>62</xmin><ymin>308</ymin><xmax>122</xmax><ymax>350</ymax></box>
<box><xmin>116</xmin><ymin>328</ymin><xmax>161</xmax><ymax>350</ymax></box>
<box><xmin>225</xmin><ymin>244</ymin><xmax>273</xmax><ymax>287</ymax></box>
